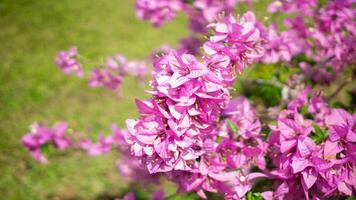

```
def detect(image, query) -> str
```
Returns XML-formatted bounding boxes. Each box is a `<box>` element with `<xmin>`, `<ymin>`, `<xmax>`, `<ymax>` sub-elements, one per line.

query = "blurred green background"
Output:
<box><xmin>0</xmin><ymin>0</ymin><xmax>189</xmax><ymax>199</ymax></box>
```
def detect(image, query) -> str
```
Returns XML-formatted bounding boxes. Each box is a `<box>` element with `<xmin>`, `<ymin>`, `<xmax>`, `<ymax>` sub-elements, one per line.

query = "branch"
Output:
<box><xmin>327</xmin><ymin>77</ymin><xmax>353</xmax><ymax>101</ymax></box>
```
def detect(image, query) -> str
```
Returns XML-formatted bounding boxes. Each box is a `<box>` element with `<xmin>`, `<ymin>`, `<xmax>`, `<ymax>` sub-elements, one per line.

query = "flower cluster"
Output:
<box><xmin>22</xmin><ymin>122</ymin><xmax>71</xmax><ymax>163</ymax></box>
<box><xmin>263</xmin><ymin>0</ymin><xmax>356</xmax><ymax>84</ymax></box>
<box><xmin>267</xmin><ymin>0</ymin><xmax>317</xmax><ymax>15</ymax></box>
<box><xmin>136</xmin><ymin>0</ymin><xmax>183</xmax><ymax>27</ymax></box>
<box><xmin>203</xmin><ymin>12</ymin><xmax>265</xmax><ymax>82</ymax></box>
<box><xmin>164</xmin><ymin>96</ymin><xmax>267</xmax><ymax>199</ymax></box>
<box><xmin>135</xmin><ymin>0</ymin><xmax>239</xmax><ymax>31</ymax></box>
<box><xmin>80</xmin><ymin>133</ymin><xmax>115</xmax><ymax>156</ymax></box>
<box><xmin>89</xmin><ymin>54</ymin><xmax>147</xmax><ymax>91</ymax></box>
<box><xmin>138</xmin><ymin>0</ymin><xmax>355</xmax><ymax>85</ymax></box>
<box><xmin>114</xmin><ymin>13</ymin><xmax>267</xmax><ymax>199</ymax></box>
<box><xmin>55</xmin><ymin>47</ymin><xmax>148</xmax><ymax>92</ymax></box>
<box><xmin>122</xmin><ymin>12</ymin><xmax>262</xmax><ymax>173</ymax></box>
<box><xmin>266</xmin><ymin>89</ymin><xmax>356</xmax><ymax>199</ymax></box>
<box><xmin>135</xmin><ymin>0</ymin><xmax>242</xmax><ymax>55</ymax></box>
<box><xmin>55</xmin><ymin>47</ymin><xmax>84</xmax><ymax>77</ymax></box>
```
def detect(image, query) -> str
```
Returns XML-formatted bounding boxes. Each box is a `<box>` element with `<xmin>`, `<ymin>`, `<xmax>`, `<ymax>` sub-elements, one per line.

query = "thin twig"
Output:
<box><xmin>327</xmin><ymin>77</ymin><xmax>353</xmax><ymax>101</ymax></box>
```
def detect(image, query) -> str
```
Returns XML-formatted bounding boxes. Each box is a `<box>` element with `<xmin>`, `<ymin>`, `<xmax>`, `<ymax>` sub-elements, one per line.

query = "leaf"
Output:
<box><xmin>311</xmin><ymin>124</ymin><xmax>328</xmax><ymax>144</ymax></box>
<box><xmin>227</xmin><ymin>120</ymin><xmax>238</xmax><ymax>133</ymax></box>
<box><xmin>300</xmin><ymin>105</ymin><xmax>309</xmax><ymax>115</ymax></box>
<box><xmin>246</xmin><ymin>192</ymin><xmax>263</xmax><ymax>200</ymax></box>
<box><xmin>41</xmin><ymin>143</ymin><xmax>53</xmax><ymax>154</ymax></box>
<box><xmin>300</xmin><ymin>105</ymin><xmax>313</xmax><ymax>119</ymax></box>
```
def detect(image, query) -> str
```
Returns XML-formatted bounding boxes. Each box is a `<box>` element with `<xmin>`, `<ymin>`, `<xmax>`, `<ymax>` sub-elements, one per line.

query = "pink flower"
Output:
<box><xmin>136</xmin><ymin>0</ymin><xmax>182</xmax><ymax>27</ymax></box>
<box><xmin>22</xmin><ymin>122</ymin><xmax>71</xmax><ymax>163</ymax></box>
<box><xmin>203</xmin><ymin>12</ymin><xmax>265</xmax><ymax>83</ymax></box>
<box><xmin>116</xmin><ymin>12</ymin><xmax>265</xmax><ymax>198</ymax></box>
<box><xmin>267</xmin><ymin>0</ymin><xmax>317</xmax><ymax>15</ymax></box>
<box><xmin>260</xmin><ymin>24</ymin><xmax>293</xmax><ymax>64</ymax></box>
<box><xmin>210</xmin><ymin>171</ymin><xmax>267</xmax><ymax>199</ymax></box>
<box><xmin>55</xmin><ymin>47</ymin><xmax>84</xmax><ymax>77</ymax></box>
<box><xmin>116</xmin><ymin>153</ymin><xmax>161</xmax><ymax>184</ymax></box>
<box><xmin>80</xmin><ymin>133</ymin><xmax>114</xmax><ymax>156</ymax></box>
<box><xmin>325</xmin><ymin>109</ymin><xmax>356</xmax><ymax>143</ymax></box>
<box><xmin>152</xmin><ymin>189</ymin><xmax>165</xmax><ymax>200</ymax></box>
<box><xmin>193</xmin><ymin>0</ymin><xmax>238</xmax><ymax>22</ymax></box>
<box><xmin>178</xmin><ymin>36</ymin><xmax>203</xmax><ymax>56</ymax></box>
<box><xmin>89</xmin><ymin>68</ymin><xmax>123</xmax><ymax>91</ymax></box>
<box><xmin>89</xmin><ymin>54</ymin><xmax>147</xmax><ymax>91</ymax></box>
<box><xmin>223</xmin><ymin>96</ymin><xmax>262</xmax><ymax>139</ymax></box>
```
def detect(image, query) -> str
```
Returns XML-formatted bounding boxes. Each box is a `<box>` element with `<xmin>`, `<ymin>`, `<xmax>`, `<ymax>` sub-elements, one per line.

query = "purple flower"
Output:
<box><xmin>125</xmin><ymin>60</ymin><xmax>147</xmax><ymax>84</ymax></box>
<box><xmin>152</xmin><ymin>189</ymin><xmax>165</xmax><ymax>200</ymax></box>
<box><xmin>325</xmin><ymin>109</ymin><xmax>356</xmax><ymax>143</ymax></box>
<box><xmin>267</xmin><ymin>89</ymin><xmax>356</xmax><ymax>199</ymax></box>
<box><xmin>106</xmin><ymin>54</ymin><xmax>128</xmax><ymax>76</ymax></box>
<box><xmin>80</xmin><ymin>133</ymin><xmax>114</xmax><ymax>156</ymax></box>
<box><xmin>22</xmin><ymin>122</ymin><xmax>71</xmax><ymax>163</ymax></box>
<box><xmin>89</xmin><ymin>54</ymin><xmax>147</xmax><ymax>91</ymax></box>
<box><xmin>178</xmin><ymin>36</ymin><xmax>203</xmax><ymax>56</ymax></box>
<box><xmin>223</xmin><ymin>96</ymin><xmax>262</xmax><ymax>139</ymax></box>
<box><xmin>210</xmin><ymin>171</ymin><xmax>267</xmax><ymax>199</ymax></box>
<box><xmin>89</xmin><ymin>68</ymin><xmax>123</xmax><ymax>90</ymax></box>
<box><xmin>203</xmin><ymin>12</ymin><xmax>265</xmax><ymax>82</ymax></box>
<box><xmin>193</xmin><ymin>0</ymin><xmax>238</xmax><ymax>22</ymax></box>
<box><xmin>55</xmin><ymin>47</ymin><xmax>84</xmax><ymax>77</ymax></box>
<box><xmin>267</xmin><ymin>0</ymin><xmax>317</xmax><ymax>15</ymax></box>
<box><xmin>115</xmin><ymin>12</ymin><xmax>265</xmax><ymax>198</ymax></box>
<box><xmin>260</xmin><ymin>24</ymin><xmax>292</xmax><ymax>64</ymax></box>
<box><xmin>136</xmin><ymin>0</ymin><xmax>182</xmax><ymax>27</ymax></box>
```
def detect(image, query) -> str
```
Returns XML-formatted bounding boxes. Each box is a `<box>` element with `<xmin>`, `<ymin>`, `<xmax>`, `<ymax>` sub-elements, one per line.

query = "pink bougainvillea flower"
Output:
<box><xmin>80</xmin><ymin>133</ymin><xmax>114</xmax><ymax>156</ymax></box>
<box><xmin>55</xmin><ymin>46</ymin><xmax>84</xmax><ymax>77</ymax></box>
<box><xmin>89</xmin><ymin>68</ymin><xmax>123</xmax><ymax>91</ymax></box>
<box><xmin>22</xmin><ymin>122</ymin><xmax>71</xmax><ymax>163</ymax></box>
<box><xmin>136</xmin><ymin>0</ymin><xmax>182</xmax><ymax>27</ymax></box>
<box><xmin>203</xmin><ymin>12</ymin><xmax>265</xmax><ymax>83</ymax></box>
<box><xmin>325</xmin><ymin>109</ymin><xmax>356</xmax><ymax>143</ymax></box>
<box><xmin>89</xmin><ymin>54</ymin><xmax>147</xmax><ymax>91</ymax></box>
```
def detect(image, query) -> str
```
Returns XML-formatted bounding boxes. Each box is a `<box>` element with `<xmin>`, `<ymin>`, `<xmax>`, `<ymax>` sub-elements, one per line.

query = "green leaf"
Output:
<box><xmin>300</xmin><ymin>105</ymin><xmax>309</xmax><ymax>115</ymax></box>
<box><xmin>269</xmin><ymin>120</ymin><xmax>277</xmax><ymax>126</ymax></box>
<box><xmin>300</xmin><ymin>105</ymin><xmax>313</xmax><ymax>119</ymax></box>
<box><xmin>227</xmin><ymin>120</ymin><xmax>238</xmax><ymax>133</ymax></box>
<box><xmin>246</xmin><ymin>192</ymin><xmax>263</xmax><ymax>200</ymax></box>
<box><xmin>311</xmin><ymin>124</ymin><xmax>328</xmax><ymax>144</ymax></box>
<box><xmin>41</xmin><ymin>143</ymin><xmax>53</xmax><ymax>154</ymax></box>
<box><xmin>346</xmin><ymin>196</ymin><xmax>356</xmax><ymax>200</ymax></box>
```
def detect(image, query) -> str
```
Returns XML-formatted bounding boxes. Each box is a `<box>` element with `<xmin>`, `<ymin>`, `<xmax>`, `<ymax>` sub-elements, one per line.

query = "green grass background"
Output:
<box><xmin>0</xmin><ymin>0</ymin><xmax>189</xmax><ymax>199</ymax></box>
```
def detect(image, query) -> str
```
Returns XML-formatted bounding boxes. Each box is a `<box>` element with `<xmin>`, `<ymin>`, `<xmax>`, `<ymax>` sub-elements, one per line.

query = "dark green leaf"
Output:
<box><xmin>311</xmin><ymin>124</ymin><xmax>328</xmax><ymax>144</ymax></box>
